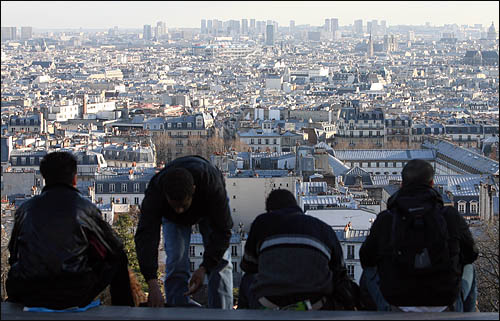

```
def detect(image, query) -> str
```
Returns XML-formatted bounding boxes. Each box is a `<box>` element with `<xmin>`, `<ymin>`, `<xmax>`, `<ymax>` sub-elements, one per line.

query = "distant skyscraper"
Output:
<box><xmin>325</xmin><ymin>18</ymin><xmax>331</xmax><ymax>32</ymax></box>
<box><xmin>380</xmin><ymin>20</ymin><xmax>387</xmax><ymax>35</ymax></box>
<box><xmin>290</xmin><ymin>20</ymin><xmax>295</xmax><ymax>33</ymax></box>
<box><xmin>408</xmin><ymin>30</ymin><xmax>415</xmax><ymax>42</ymax></box>
<box><xmin>207</xmin><ymin>20</ymin><xmax>213</xmax><ymax>34</ymax></box>
<box><xmin>1</xmin><ymin>27</ymin><xmax>17</xmax><ymax>41</ymax></box>
<box><xmin>367</xmin><ymin>21</ymin><xmax>372</xmax><ymax>35</ymax></box>
<box><xmin>242</xmin><ymin>19</ymin><xmax>248</xmax><ymax>34</ymax></box>
<box><xmin>21</xmin><ymin>26</ymin><xmax>32</xmax><ymax>40</ymax></box>
<box><xmin>354</xmin><ymin>19</ymin><xmax>363</xmax><ymax>34</ymax></box>
<box><xmin>371</xmin><ymin>20</ymin><xmax>378</xmax><ymax>35</ymax></box>
<box><xmin>266</xmin><ymin>24</ymin><xmax>274</xmax><ymax>46</ymax></box>
<box><xmin>143</xmin><ymin>24</ymin><xmax>152</xmax><ymax>40</ymax></box>
<box><xmin>156</xmin><ymin>21</ymin><xmax>166</xmax><ymax>38</ymax></box>
<box><xmin>331</xmin><ymin>18</ymin><xmax>339</xmax><ymax>32</ymax></box>
<box><xmin>201</xmin><ymin>19</ymin><xmax>207</xmax><ymax>34</ymax></box>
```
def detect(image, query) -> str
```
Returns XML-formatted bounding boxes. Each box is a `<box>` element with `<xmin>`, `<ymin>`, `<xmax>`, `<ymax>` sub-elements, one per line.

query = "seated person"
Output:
<box><xmin>6</xmin><ymin>151</ymin><xmax>135</xmax><ymax>309</ymax></box>
<box><xmin>238</xmin><ymin>189</ymin><xmax>359</xmax><ymax>310</ymax></box>
<box><xmin>359</xmin><ymin>159</ymin><xmax>479</xmax><ymax>312</ymax></box>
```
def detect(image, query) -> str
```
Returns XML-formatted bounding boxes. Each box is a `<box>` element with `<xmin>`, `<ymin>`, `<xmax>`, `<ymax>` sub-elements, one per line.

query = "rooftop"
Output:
<box><xmin>2</xmin><ymin>302</ymin><xmax>498</xmax><ymax>320</ymax></box>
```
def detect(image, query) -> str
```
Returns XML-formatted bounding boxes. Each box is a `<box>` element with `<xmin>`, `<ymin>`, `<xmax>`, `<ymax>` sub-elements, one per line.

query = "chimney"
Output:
<box><xmin>82</xmin><ymin>94</ymin><xmax>88</xmax><ymax>115</ymax></box>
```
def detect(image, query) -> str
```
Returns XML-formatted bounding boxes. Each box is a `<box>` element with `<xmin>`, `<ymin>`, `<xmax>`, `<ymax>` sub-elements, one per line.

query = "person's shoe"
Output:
<box><xmin>164</xmin><ymin>298</ymin><xmax>203</xmax><ymax>308</ymax></box>
<box><xmin>185</xmin><ymin>298</ymin><xmax>203</xmax><ymax>308</ymax></box>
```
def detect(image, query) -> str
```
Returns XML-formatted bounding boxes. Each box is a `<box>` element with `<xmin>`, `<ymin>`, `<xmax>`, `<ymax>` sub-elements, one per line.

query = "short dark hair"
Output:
<box><xmin>265</xmin><ymin>189</ymin><xmax>298</xmax><ymax>212</ymax></box>
<box><xmin>39</xmin><ymin>151</ymin><xmax>77</xmax><ymax>186</ymax></box>
<box><xmin>402</xmin><ymin>159</ymin><xmax>435</xmax><ymax>187</ymax></box>
<box><xmin>161</xmin><ymin>167</ymin><xmax>195</xmax><ymax>201</ymax></box>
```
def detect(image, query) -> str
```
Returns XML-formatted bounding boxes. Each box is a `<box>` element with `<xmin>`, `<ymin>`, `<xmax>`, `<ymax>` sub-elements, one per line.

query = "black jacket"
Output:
<box><xmin>135</xmin><ymin>155</ymin><xmax>233</xmax><ymax>280</ymax></box>
<box><xmin>7</xmin><ymin>183</ymin><xmax>125</xmax><ymax>309</ymax></box>
<box><xmin>359</xmin><ymin>184</ymin><xmax>479</xmax><ymax>306</ymax></box>
<box><xmin>241</xmin><ymin>205</ymin><xmax>358</xmax><ymax>309</ymax></box>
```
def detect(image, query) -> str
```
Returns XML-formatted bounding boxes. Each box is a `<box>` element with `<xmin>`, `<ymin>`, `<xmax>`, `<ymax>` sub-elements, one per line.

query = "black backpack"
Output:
<box><xmin>389</xmin><ymin>203</ymin><xmax>453</xmax><ymax>276</ymax></box>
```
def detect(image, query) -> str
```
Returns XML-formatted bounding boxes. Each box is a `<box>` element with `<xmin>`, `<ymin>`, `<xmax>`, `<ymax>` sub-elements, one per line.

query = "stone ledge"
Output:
<box><xmin>2</xmin><ymin>302</ymin><xmax>499</xmax><ymax>320</ymax></box>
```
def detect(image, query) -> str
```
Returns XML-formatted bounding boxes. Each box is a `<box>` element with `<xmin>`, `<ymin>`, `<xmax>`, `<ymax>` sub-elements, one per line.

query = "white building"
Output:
<box><xmin>225</xmin><ymin>173</ymin><xmax>300</xmax><ymax>231</ymax></box>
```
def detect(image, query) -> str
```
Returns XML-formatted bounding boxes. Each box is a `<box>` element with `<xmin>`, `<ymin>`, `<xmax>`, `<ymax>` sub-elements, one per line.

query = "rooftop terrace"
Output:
<box><xmin>2</xmin><ymin>302</ymin><xmax>498</xmax><ymax>320</ymax></box>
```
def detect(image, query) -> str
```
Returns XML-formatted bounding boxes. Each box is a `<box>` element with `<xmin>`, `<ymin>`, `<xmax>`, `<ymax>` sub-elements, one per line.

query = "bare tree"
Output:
<box><xmin>475</xmin><ymin>217</ymin><xmax>499</xmax><ymax>312</ymax></box>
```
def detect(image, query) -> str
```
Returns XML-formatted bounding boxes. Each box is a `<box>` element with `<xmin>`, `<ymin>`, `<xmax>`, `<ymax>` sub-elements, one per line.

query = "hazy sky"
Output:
<box><xmin>1</xmin><ymin>1</ymin><xmax>499</xmax><ymax>29</ymax></box>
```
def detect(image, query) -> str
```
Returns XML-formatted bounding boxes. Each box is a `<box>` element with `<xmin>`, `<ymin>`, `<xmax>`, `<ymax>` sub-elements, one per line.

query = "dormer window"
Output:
<box><xmin>167</xmin><ymin>122</ymin><xmax>172</xmax><ymax>128</ymax></box>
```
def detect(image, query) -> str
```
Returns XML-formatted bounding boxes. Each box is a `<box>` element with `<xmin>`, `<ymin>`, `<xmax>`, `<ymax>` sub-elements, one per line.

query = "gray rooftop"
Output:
<box><xmin>423</xmin><ymin>140</ymin><xmax>499</xmax><ymax>175</ymax></box>
<box><xmin>334</xmin><ymin>149</ymin><xmax>435</xmax><ymax>161</ymax></box>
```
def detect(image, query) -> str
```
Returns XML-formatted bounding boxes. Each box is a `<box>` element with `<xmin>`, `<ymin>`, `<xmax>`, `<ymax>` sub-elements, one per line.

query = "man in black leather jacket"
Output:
<box><xmin>135</xmin><ymin>155</ymin><xmax>233</xmax><ymax>309</ymax></box>
<box><xmin>6</xmin><ymin>151</ymin><xmax>134</xmax><ymax>309</ymax></box>
<box><xmin>238</xmin><ymin>189</ymin><xmax>359</xmax><ymax>310</ymax></box>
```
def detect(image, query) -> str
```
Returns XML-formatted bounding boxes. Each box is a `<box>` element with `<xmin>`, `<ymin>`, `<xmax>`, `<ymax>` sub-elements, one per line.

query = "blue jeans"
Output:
<box><xmin>360</xmin><ymin>264</ymin><xmax>477</xmax><ymax>312</ymax></box>
<box><xmin>162</xmin><ymin>217</ymin><xmax>233</xmax><ymax>309</ymax></box>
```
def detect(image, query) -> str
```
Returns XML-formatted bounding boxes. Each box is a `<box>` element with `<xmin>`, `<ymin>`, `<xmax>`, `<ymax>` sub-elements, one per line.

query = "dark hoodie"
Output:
<box><xmin>241</xmin><ymin>205</ymin><xmax>359</xmax><ymax>309</ymax></box>
<box><xmin>359</xmin><ymin>184</ymin><xmax>478</xmax><ymax>307</ymax></box>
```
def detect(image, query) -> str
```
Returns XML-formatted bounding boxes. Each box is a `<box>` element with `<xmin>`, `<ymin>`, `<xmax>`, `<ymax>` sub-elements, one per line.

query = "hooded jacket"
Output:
<box><xmin>7</xmin><ymin>183</ymin><xmax>125</xmax><ymax>309</ymax></box>
<box><xmin>241</xmin><ymin>205</ymin><xmax>358</xmax><ymax>309</ymax></box>
<box><xmin>135</xmin><ymin>155</ymin><xmax>233</xmax><ymax>280</ymax></box>
<box><xmin>359</xmin><ymin>184</ymin><xmax>479</xmax><ymax>307</ymax></box>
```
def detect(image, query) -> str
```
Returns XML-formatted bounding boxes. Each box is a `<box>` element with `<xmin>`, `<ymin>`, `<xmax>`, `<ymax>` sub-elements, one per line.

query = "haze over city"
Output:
<box><xmin>1</xmin><ymin>1</ymin><xmax>499</xmax><ymax>29</ymax></box>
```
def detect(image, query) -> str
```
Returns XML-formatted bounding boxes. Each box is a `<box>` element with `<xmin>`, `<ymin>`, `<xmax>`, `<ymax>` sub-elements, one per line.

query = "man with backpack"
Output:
<box><xmin>359</xmin><ymin>159</ymin><xmax>479</xmax><ymax>312</ymax></box>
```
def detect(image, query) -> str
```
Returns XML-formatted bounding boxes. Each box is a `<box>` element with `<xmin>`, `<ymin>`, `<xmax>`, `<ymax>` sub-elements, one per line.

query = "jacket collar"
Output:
<box><xmin>387</xmin><ymin>184</ymin><xmax>443</xmax><ymax>210</ymax></box>
<box><xmin>268</xmin><ymin>205</ymin><xmax>304</xmax><ymax>216</ymax></box>
<box><xmin>42</xmin><ymin>183</ymin><xmax>80</xmax><ymax>194</ymax></box>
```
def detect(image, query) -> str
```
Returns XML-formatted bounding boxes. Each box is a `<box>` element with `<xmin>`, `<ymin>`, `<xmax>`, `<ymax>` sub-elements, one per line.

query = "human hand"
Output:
<box><xmin>184</xmin><ymin>266</ymin><xmax>206</xmax><ymax>296</ymax></box>
<box><xmin>147</xmin><ymin>279</ymin><xmax>165</xmax><ymax>308</ymax></box>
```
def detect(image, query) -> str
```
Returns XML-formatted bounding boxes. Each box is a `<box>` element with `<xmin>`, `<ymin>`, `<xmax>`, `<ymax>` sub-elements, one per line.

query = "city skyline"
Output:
<box><xmin>1</xmin><ymin>1</ymin><xmax>499</xmax><ymax>30</ymax></box>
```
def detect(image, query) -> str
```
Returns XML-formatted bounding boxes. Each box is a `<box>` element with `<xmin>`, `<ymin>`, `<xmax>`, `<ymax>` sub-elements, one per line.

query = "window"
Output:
<box><xmin>97</xmin><ymin>184</ymin><xmax>103</xmax><ymax>192</ymax></box>
<box><xmin>134</xmin><ymin>197</ymin><xmax>140</xmax><ymax>205</ymax></box>
<box><xmin>347</xmin><ymin>265</ymin><xmax>355</xmax><ymax>279</ymax></box>
<box><xmin>258</xmin><ymin>138</ymin><xmax>261</xmax><ymax>144</ymax></box>
<box><xmin>21</xmin><ymin>157</ymin><xmax>26</xmax><ymax>165</ymax></box>
<box><xmin>190</xmin><ymin>262</ymin><xmax>195</xmax><ymax>272</ymax></box>
<box><xmin>121</xmin><ymin>183</ymin><xmax>127</xmax><ymax>192</ymax></box>
<box><xmin>190</xmin><ymin>246</ymin><xmax>196</xmax><ymax>257</ymax></box>
<box><xmin>122</xmin><ymin>197</ymin><xmax>128</xmax><ymax>204</ymax></box>
<box><xmin>265</xmin><ymin>139</ymin><xmax>269</xmax><ymax>144</ymax></box>
<box><xmin>273</xmin><ymin>139</ymin><xmax>277</xmax><ymax>144</ymax></box>
<box><xmin>347</xmin><ymin>245</ymin><xmax>355</xmax><ymax>260</ymax></box>
<box><xmin>231</xmin><ymin>245</ymin><xmax>238</xmax><ymax>257</ymax></box>
<box><xmin>470</xmin><ymin>202</ymin><xmax>478</xmax><ymax>214</ymax></box>
<box><xmin>134</xmin><ymin>183</ymin><xmax>140</xmax><ymax>192</ymax></box>
<box><xmin>458</xmin><ymin>201</ymin><xmax>466</xmax><ymax>214</ymax></box>
<box><xmin>109</xmin><ymin>184</ymin><xmax>115</xmax><ymax>192</ymax></box>
<box><xmin>167</xmin><ymin>122</ymin><xmax>171</xmax><ymax>128</ymax></box>
<box><xmin>250</xmin><ymin>138</ymin><xmax>254</xmax><ymax>144</ymax></box>
<box><xmin>233</xmin><ymin>261</ymin><xmax>238</xmax><ymax>273</ymax></box>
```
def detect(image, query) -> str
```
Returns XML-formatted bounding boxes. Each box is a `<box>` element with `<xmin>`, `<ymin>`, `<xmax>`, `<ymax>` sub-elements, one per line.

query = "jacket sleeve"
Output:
<box><xmin>453</xmin><ymin>209</ymin><xmax>479</xmax><ymax>265</ymax></box>
<box><xmin>359</xmin><ymin>212</ymin><xmax>386</xmax><ymax>269</ymax></box>
<box><xmin>7</xmin><ymin>205</ymin><xmax>26</xmax><ymax>266</ymax></box>
<box><xmin>328</xmin><ymin>227</ymin><xmax>359</xmax><ymax>310</ymax></box>
<box><xmin>199</xmin><ymin>168</ymin><xmax>233</xmax><ymax>272</ymax></box>
<box><xmin>240</xmin><ymin>220</ymin><xmax>259</xmax><ymax>274</ymax></box>
<box><xmin>134</xmin><ymin>188</ymin><xmax>163</xmax><ymax>281</ymax></box>
<box><xmin>78</xmin><ymin>202</ymin><xmax>124</xmax><ymax>258</ymax></box>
